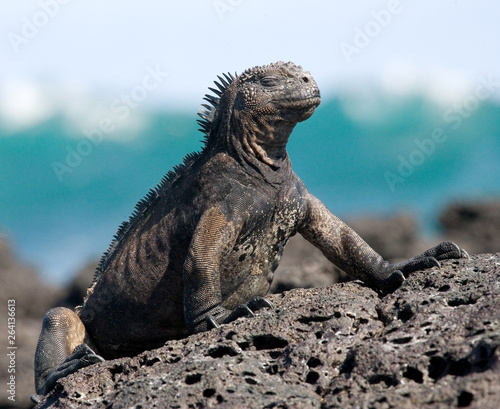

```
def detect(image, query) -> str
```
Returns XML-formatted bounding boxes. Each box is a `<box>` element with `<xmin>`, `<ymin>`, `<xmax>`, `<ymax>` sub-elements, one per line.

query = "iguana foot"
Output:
<box><xmin>37</xmin><ymin>343</ymin><xmax>104</xmax><ymax>396</ymax></box>
<box><xmin>371</xmin><ymin>241</ymin><xmax>468</xmax><ymax>293</ymax></box>
<box><xmin>393</xmin><ymin>241</ymin><xmax>468</xmax><ymax>277</ymax></box>
<box><xmin>206</xmin><ymin>296</ymin><xmax>274</xmax><ymax>329</ymax></box>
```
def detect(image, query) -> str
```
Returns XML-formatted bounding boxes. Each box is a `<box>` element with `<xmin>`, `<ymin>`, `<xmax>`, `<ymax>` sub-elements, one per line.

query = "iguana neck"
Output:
<box><xmin>228</xmin><ymin>114</ymin><xmax>297</xmax><ymax>172</ymax></box>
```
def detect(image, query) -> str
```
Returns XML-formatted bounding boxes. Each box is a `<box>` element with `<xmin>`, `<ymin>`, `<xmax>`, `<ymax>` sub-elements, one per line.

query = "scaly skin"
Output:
<box><xmin>32</xmin><ymin>62</ymin><xmax>468</xmax><ymax>400</ymax></box>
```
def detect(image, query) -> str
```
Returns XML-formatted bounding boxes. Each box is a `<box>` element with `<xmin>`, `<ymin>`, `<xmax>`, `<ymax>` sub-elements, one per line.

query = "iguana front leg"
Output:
<box><xmin>183</xmin><ymin>206</ymin><xmax>272</xmax><ymax>333</ymax></box>
<box><xmin>299</xmin><ymin>193</ymin><xmax>468</xmax><ymax>292</ymax></box>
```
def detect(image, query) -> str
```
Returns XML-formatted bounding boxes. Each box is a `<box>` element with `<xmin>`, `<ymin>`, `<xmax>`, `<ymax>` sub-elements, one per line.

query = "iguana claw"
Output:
<box><xmin>247</xmin><ymin>296</ymin><xmax>275</xmax><ymax>310</ymax></box>
<box><xmin>226</xmin><ymin>304</ymin><xmax>255</xmax><ymax>322</ymax></box>
<box><xmin>30</xmin><ymin>394</ymin><xmax>42</xmax><ymax>404</ymax></box>
<box><xmin>37</xmin><ymin>343</ymin><xmax>104</xmax><ymax>396</ymax></box>
<box><xmin>205</xmin><ymin>315</ymin><xmax>220</xmax><ymax>329</ymax></box>
<box><xmin>223</xmin><ymin>296</ymin><xmax>274</xmax><ymax>325</ymax></box>
<box><xmin>205</xmin><ymin>297</ymin><xmax>274</xmax><ymax>329</ymax></box>
<box><xmin>460</xmin><ymin>248</ymin><xmax>471</xmax><ymax>260</ymax></box>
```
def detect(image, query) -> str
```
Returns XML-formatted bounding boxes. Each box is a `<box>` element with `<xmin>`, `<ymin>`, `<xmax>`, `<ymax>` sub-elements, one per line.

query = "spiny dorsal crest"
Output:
<box><xmin>196</xmin><ymin>72</ymin><xmax>236</xmax><ymax>138</ymax></box>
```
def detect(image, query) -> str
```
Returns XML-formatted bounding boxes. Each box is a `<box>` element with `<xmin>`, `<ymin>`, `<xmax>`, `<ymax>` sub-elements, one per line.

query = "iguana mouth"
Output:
<box><xmin>283</xmin><ymin>98</ymin><xmax>320</xmax><ymax>110</ymax></box>
<box><xmin>281</xmin><ymin>90</ymin><xmax>321</xmax><ymax>107</ymax></box>
<box><xmin>279</xmin><ymin>93</ymin><xmax>321</xmax><ymax>121</ymax></box>
<box><xmin>304</xmin><ymin>94</ymin><xmax>321</xmax><ymax>105</ymax></box>
<box><xmin>280</xmin><ymin>92</ymin><xmax>320</xmax><ymax>104</ymax></box>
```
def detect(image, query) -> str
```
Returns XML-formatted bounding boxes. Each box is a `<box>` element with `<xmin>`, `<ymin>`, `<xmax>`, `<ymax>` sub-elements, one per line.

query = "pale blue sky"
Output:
<box><xmin>2</xmin><ymin>0</ymin><xmax>500</xmax><ymax>115</ymax></box>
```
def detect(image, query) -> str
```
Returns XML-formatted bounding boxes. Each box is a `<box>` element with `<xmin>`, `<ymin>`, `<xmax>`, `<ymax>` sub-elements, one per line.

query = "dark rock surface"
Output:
<box><xmin>56</xmin><ymin>260</ymin><xmax>97</xmax><ymax>309</ymax></box>
<box><xmin>346</xmin><ymin>212</ymin><xmax>421</xmax><ymax>261</ymax></box>
<box><xmin>35</xmin><ymin>253</ymin><xmax>500</xmax><ymax>409</ymax></box>
<box><xmin>440</xmin><ymin>200</ymin><xmax>500</xmax><ymax>255</ymax></box>
<box><xmin>270</xmin><ymin>234</ymin><xmax>344</xmax><ymax>293</ymax></box>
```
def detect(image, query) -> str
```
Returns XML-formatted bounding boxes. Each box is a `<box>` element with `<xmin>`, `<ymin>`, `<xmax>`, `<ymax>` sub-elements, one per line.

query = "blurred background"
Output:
<box><xmin>1</xmin><ymin>1</ymin><xmax>500</xmax><ymax>406</ymax></box>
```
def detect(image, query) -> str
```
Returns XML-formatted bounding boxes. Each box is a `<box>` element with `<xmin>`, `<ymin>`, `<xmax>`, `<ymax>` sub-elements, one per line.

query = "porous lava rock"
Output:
<box><xmin>35</xmin><ymin>253</ymin><xmax>500</xmax><ymax>409</ymax></box>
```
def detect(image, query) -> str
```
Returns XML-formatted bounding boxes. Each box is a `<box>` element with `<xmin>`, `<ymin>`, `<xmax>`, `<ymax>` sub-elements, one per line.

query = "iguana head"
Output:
<box><xmin>198</xmin><ymin>62</ymin><xmax>321</xmax><ymax>167</ymax></box>
<box><xmin>232</xmin><ymin>61</ymin><xmax>321</xmax><ymax>124</ymax></box>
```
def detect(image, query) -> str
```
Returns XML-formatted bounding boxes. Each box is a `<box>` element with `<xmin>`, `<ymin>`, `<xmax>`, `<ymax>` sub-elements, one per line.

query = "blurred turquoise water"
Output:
<box><xmin>1</xmin><ymin>94</ymin><xmax>499</xmax><ymax>283</ymax></box>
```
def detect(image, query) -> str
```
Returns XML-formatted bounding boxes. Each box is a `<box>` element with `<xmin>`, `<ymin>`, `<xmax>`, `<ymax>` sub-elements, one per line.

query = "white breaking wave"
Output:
<box><xmin>0</xmin><ymin>78</ymin><xmax>57</xmax><ymax>129</ymax></box>
<box><xmin>380</xmin><ymin>60</ymin><xmax>476</xmax><ymax>106</ymax></box>
<box><xmin>0</xmin><ymin>77</ymin><xmax>150</xmax><ymax>140</ymax></box>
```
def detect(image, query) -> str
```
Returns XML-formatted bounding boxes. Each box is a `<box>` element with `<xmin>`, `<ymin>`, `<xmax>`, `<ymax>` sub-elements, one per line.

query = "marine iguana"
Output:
<box><xmin>32</xmin><ymin>61</ymin><xmax>468</xmax><ymax>399</ymax></box>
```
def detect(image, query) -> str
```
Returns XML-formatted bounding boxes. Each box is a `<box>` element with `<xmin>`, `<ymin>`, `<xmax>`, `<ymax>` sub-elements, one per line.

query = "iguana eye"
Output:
<box><xmin>260</xmin><ymin>75</ymin><xmax>280</xmax><ymax>87</ymax></box>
